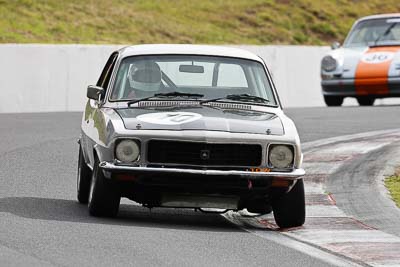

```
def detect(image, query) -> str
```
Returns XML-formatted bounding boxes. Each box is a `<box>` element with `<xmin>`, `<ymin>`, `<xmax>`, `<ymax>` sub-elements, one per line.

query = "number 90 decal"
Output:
<box><xmin>361</xmin><ymin>52</ymin><xmax>394</xmax><ymax>64</ymax></box>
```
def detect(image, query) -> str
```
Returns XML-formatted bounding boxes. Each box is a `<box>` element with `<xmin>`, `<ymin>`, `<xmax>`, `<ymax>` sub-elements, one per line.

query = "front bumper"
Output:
<box><xmin>99</xmin><ymin>161</ymin><xmax>305</xmax><ymax>180</ymax></box>
<box><xmin>321</xmin><ymin>77</ymin><xmax>400</xmax><ymax>96</ymax></box>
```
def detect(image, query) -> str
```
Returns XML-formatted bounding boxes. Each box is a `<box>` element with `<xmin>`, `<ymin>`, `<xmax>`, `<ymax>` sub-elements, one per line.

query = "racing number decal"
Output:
<box><xmin>355</xmin><ymin>47</ymin><xmax>400</xmax><ymax>95</ymax></box>
<box><xmin>361</xmin><ymin>52</ymin><xmax>394</xmax><ymax>64</ymax></box>
<box><xmin>137</xmin><ymin>112</ymin><xmax>203</xmax><ymax>125</ymax></box>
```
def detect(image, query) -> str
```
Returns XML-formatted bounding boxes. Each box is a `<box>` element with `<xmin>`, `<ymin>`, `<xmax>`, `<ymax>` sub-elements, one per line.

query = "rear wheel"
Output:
<box><xmin>77</xmin><ymin>146</ymin><xmax>92</xmax><ymax>204</ymax></box>
<box><xmin>272</xmin><ymin>179</ymin><xmax>305</xmax><ymax>228</ymax></box>
<box><xmin>88</xmin><ymin>157</ymin><xmax>120</xmax><ymax>217</ymax></box>
<box><xmin>357</xmin><ymin>96</ymin><xmax>375</xmax><ymax>106</ymax></box>
<box><xmin>324</xmin><ymin>95</ymin><xmax>343</xmax><ymax>107</ymax></box>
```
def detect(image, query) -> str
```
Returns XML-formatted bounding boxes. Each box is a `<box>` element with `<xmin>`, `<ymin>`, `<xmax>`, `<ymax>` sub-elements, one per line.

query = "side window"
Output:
<box><xmin>96</xmin><ymin>52</ymin><xmax>118</xmax><ymax>89</ymax></box>
<box><xmin>391</xmin><ymin>27</ymin><xmax>400</xmax><ymax>39</ymax></box>
<box><xmin>217</xmin><ymin>63</ymin><xmax>248</xmax><ymax>87</ymax></box>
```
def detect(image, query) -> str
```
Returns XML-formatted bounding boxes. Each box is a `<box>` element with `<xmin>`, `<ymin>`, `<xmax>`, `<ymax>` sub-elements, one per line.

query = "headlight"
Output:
<box><xmin>321</xmin><ymin>55</ymin><xmax>337</xmax><ymax>72</ymax></box>
<box><xmin>268</xmin><ymin>145</ymin><xmax>294</xmax><ymax>169</ymax></box>
<box><xmin>115</xmin><ymin>140</ymin><xmax>140</xmax><ymax>162</ymax></box>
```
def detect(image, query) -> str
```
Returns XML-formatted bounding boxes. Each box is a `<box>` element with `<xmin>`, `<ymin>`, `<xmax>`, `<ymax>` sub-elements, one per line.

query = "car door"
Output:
<box><xmin>82</xmin><ymin>52</ymin><xmax>119</xmax><ymax>166</ymax></box>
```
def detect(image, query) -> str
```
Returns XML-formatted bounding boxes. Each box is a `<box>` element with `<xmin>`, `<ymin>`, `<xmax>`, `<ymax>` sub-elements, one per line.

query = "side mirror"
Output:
<box><xmin>87</xmin><ymin>85</ymin><xmax>105</xmax><ymax>100</ymax></box>
<box><xmin>331</xmin><ymin>41</ymin><xmax>341</xmax><ymax>50</ymax></box>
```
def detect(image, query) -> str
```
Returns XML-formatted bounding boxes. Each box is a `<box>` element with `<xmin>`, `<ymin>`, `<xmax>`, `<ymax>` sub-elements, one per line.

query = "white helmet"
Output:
<box><xmin>128</xmin><ymin>61</ymin><xmax>162</xmax><ymax>92</ymax></box>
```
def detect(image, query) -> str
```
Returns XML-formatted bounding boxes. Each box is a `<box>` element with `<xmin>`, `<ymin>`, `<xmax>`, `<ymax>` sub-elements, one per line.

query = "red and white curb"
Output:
<box><xmin>224</xmin><ymin>129</ymin><xmax>400</xmax><ymax>267</ymax></box>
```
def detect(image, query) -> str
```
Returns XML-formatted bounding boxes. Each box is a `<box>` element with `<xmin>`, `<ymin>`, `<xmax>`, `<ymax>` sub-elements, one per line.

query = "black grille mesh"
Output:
<box><xmin>147</xmin><ymin>140</ymin><xmax>262</xmax><ymax>167</ymax></box>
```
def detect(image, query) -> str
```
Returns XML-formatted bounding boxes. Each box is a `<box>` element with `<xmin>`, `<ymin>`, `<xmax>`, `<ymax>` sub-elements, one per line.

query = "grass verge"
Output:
<box><xmin>386</xmin><ymin>169</ymin><xmax>400</xmax><ymax>208</ymax></box>
<box><xmin>0</xmin><ymin>0</ymin><xmax>400</xmax><ymax>45</ymax></box>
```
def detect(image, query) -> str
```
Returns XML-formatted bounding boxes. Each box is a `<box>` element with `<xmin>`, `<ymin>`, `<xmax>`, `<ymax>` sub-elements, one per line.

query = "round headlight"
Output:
<box><xmin>269</xmin><ymin>145</ymin><xmax>294</xmax><ymax>169</ymax></box>
<box><xmin>321</xmin><ymin>55</ymin><xmax>337</xmax><ymax>72</ymax></box>
<box><xmin>116</xmin><ymin>140</ymin><xmax>140</xmax><ymax>162</ymax></box>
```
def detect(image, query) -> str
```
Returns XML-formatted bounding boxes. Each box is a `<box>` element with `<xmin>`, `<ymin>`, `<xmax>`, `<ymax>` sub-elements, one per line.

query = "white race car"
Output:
<box><xmin>77</xmin><ymin>44</ymin><xmax>305</xmax><ymax>228</ymax></box>
<box><xmin>321</xmin><ymin>13</ymin><xmax>400</xmax><ymax>106</ymax></box>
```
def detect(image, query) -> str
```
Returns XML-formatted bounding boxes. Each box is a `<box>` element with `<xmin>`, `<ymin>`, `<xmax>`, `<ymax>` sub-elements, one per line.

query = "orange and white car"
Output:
<box><xmin>321</xmin><ymin>14</ymin><xmax>400</xmax><ymax>106</ymax></box>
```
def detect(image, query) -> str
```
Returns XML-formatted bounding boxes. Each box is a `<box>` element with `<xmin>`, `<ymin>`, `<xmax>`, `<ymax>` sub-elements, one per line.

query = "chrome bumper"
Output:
<box><xmin>99</xmin><ymin>161</ymin><xmax>305</xmax><ymax>180</ymax></box>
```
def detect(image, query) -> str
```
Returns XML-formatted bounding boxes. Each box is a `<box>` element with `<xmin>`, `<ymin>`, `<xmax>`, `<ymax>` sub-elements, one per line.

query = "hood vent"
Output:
<box><xmin>136</xmin><ymin>100</ymin><xmax>252</xmax><ymax>110</ymax></box>
<box><xmin>138</xmin><ymin>100</ymin><xmax>198</xmax><ymax>108</ymax></box>
<box><xmin>206</xmin><ymin>102</ymin><xmax>252</xmax><ymax>110</ymax></box>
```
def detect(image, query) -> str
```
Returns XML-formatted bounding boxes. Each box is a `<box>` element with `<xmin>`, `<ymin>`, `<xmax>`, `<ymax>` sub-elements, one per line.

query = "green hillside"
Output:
<box><xmin>0</xmin><ymin>0</ymin><xmax>399</xmax><ymax>45</ymax></box>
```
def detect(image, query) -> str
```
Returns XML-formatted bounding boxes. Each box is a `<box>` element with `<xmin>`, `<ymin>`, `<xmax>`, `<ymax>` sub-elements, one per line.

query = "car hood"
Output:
<box><xmin>328</xmin><ymin>46</ymin><xmax>400</xmax><ymax>78</ymax></box>
<box><xmin>116</xmin><ymin>106</ymin><xmax>284</xmax><ymax>135</ymax></box>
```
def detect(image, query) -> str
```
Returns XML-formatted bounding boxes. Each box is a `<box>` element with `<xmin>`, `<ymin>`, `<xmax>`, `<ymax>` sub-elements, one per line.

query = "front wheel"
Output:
<box><xmin>356</xmin><ymin>96</ymin><xmax>375</xmax><ymax>106</ymax></box>
<box><xmin>77</xmin><ymin>146</ymin><xmax>92</xmax><ymax>204</ymax></box>
<box><xmin>272</xmin><ymin>179</ymin><xmax>305</xmax><ymax>228</ymax></box>
<box><xmin>88</xmin><ymin>157</ymin><xmax>120</xmax><ymax>217</ymax></box>
<box><xmin>324</xmin><ymin>95</ymin><xmax>343</xmax><ymax>107</ymax></box>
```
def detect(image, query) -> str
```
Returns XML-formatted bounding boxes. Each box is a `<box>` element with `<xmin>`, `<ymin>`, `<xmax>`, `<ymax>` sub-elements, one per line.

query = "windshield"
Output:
<box><xmin>110</xmin><ymin>55</ymin><xmax>277</xmax><ymax>106</ymax></box>
<box><xmin>344</xmin><ymin>18</ymin><xmax>400</xmax><ymax>47</ymax></box>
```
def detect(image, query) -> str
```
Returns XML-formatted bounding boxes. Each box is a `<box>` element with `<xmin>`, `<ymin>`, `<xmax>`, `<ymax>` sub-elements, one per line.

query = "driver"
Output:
<box><xmin>127</xmin><ymin>61</ymin><xmax>162</xmax><ymax>98</ymax></box>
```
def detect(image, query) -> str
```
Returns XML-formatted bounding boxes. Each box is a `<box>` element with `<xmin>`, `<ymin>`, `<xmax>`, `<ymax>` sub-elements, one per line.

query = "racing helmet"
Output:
<box><xmin>128</xmin><ymin>61</ymin><xmax>162</xmax><ymax>92</ymax></box>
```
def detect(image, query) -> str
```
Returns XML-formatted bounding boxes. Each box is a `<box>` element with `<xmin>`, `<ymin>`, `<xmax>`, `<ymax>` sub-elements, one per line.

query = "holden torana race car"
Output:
<box><xmin>321</xmin><ymin>13</ymin><xmax>400</xmax><ymax>106</ymax></box>
<box><xmin>77</xmin><ymin>44</ymin><xmax>305</xmax><ymax>228</ymax></box>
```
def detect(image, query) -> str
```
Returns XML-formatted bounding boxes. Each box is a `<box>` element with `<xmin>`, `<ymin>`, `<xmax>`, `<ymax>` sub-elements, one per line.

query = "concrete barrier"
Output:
<box><xmin>238</xmin><ymin>45</ymin><xmax>330</xmax><ymax>108</ymax></box>
<box><xmin>0</xmin><ymin>44</ymin><xmax>397</xmax><ymax>113</ymax></box>
<box><xmin>0</xmin><ymin>44</ymin><xmax>121</xmax><ymax>113</ymax></box>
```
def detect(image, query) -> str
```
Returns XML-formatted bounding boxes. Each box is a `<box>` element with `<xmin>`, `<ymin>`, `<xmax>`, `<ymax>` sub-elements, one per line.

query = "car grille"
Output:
<box><xmin>147</xmin><ymin>140</ymin><xmax>262</xmax><ymax>167</ymax></box>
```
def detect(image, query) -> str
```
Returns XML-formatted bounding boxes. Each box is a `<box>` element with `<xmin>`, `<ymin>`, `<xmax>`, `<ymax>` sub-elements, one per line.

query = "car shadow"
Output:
<box><xmin>0</xmin><ymin>197</ymin><xmax>240</xmax><ymax>232</ymax></box>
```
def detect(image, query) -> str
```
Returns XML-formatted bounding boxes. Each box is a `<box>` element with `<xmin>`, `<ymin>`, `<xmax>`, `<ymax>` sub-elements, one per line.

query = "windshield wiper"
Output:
<box><xmin>127</xmin><ymin>92</ymin><xmax>204</xmax><ymax>106</ymax></box>
<box><xmin>200</xmin><ymin>94</ymin><xmax>270</xmax><ymax>105</ymax></box>
<box><xmin>374</xmin><ymin>22</ymin><xmax>398</xmax><ymax>46</ymax></box>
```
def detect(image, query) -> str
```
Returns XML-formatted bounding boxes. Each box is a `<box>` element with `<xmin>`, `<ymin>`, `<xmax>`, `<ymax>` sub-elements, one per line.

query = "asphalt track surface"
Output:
<box><xmin>327</xmin><ymin>141</ymin><xmax>400</xmax><ymax>237</ymax></box>
<box><xmin>1</xmin><ymin>105</ymin><xmax>400</xmax><ymax>266</ymax></box>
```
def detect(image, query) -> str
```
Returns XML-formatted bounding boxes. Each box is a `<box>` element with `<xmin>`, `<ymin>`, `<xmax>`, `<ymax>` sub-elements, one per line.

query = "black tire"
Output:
<box><xmin>324</xmin><ymin>95</ymin><xmax>343</xmax><ymax>107</ymax></box>
<box><xmin>88</xmin><ymin>157</ymin><xmax>120</xmax><ymax>217</ymax></box>
<box><xmin>272</xmin><ymin>179</ymin><xmax>305</xmax><ymax>228</ymax></box>
<box><xmin>357</xmin><ymin>96</ymin><xmax>375</xmax><ymax>106</ymax></box>
<box><xmin>77</xmin><ymin>146</ymin><xmax>92</xmax><ymax>204</ymax></box>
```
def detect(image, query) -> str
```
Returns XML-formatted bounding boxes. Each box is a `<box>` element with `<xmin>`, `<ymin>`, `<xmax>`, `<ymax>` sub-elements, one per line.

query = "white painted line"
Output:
<box><xmin>370</xmin><ymin>260</ymin><xmax>400</xmax><ymax>267</ymax></box>
<box><xmin>306</xmin><ymin>185</ymin><xmax>326</xmax><ymax>194</ymax></box>
<box><xmin>287</xmin><ymin>230</ymin><xmax>400</xmax><ymax>245</ymax></box>
<box><xmin>223</xmin><ymin>217</ymin><xmax>364</xmax><ymax>267</ymax></box>
<box><xmin>304</xmin><ymin>182</ymin><xmax>326</xmax><ymax>194</ymax></box>
<box><xmin>223</xmin><ymin>211</ymin><xmax>367</xmax><ymax>266</ymax></box>
<box><xmin>302</xmin><ymin>129</ymin><xmax>400</xmax><ymax>151</ymax></box>
<box><xmin>306</xmin><ymin>205</ymin><xmax>348</xmax><ymax>218</ymax></box>
<box><xmin>121</xmin><ymin>129</ymin><xmax>400</xmax><ymax>267</ymax></box>
<box><xmin>226</xmin><ymin>130</ymin><xmax>400</xmax><ymax>266</ymax></box>
<box><xmin>302</xmin><ymin>162</ymin><xmax>342</xmax><ymax>175</ymax></box>
<box><xmin>311</xmin><ymin>141</ymin><xmax>392</xmax><ymax>155</ymax></box>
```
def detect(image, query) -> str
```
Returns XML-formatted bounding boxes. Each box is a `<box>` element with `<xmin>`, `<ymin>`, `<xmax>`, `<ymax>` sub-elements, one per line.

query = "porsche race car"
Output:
<box><xmin>321</xmin><ymin>13</ymin><xmax>400</xmax><ymax>106</ymax></box>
